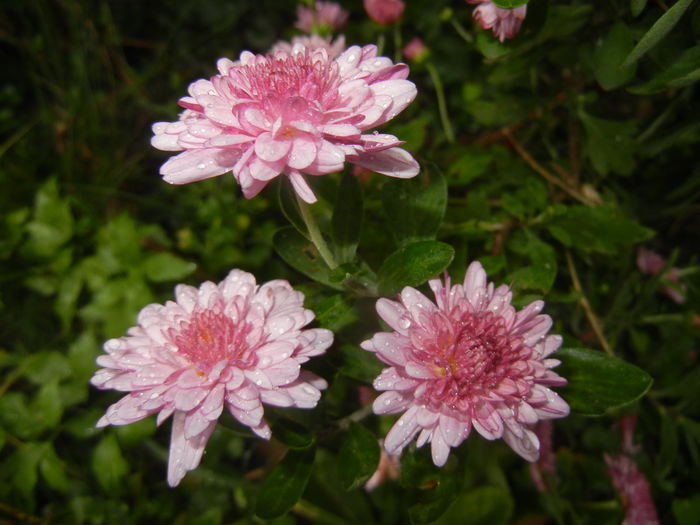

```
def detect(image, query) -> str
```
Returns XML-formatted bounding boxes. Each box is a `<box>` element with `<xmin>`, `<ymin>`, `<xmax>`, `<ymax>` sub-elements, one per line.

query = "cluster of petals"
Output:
<box><xmin>605</xmin><ymin>454</ymin><xmax>659</xmax><ymax>525</ymax></box>
<box><xmin>91</xmin><ymin>269</ymin><xmax>332</xmax><ymax>486</ymax></box>
<box><xmin>270</xmin><ymin>34</ymin><xmax>347</xmax><ymax>60</ymax></box>
<box><xmin>363</xmin><ymin>0</ymin><xmax>405</xmax><ymax>25</ymax></box>
<box><xmin>295</xmin><ymin>1</ymin><xmax>349</xmax><ymax>34</ymax></box>
<box><xmin>361</xmin><ymin>261</ymin><xmax>569</xmax><ymax>467</ymax></box>
<box><xmin>151</xmin><ymin>43</ymin><xmax>419</xmax><ymax>203</ymax></box>
<box><xmin>467</xmin><ymin>0</ymin><xmax>527</xmax><ymax>43</ymax></box>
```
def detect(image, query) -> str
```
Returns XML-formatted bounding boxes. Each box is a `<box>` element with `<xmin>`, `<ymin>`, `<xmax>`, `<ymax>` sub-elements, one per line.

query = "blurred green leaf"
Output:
<box><xmin>115</xmin><ymin>418</ymin><xmax>156</xmax><ymax>448</ymax></box>
<box><xmin>673</xmin><ymin>493</ymin><xmax>700</xmax><ymax>525</ymax></box>
<box><xmin>432</xmin><ymin>486</ymin><xmax>513</xmax><ymax>525</ymax></box>
<box><xmin>579</xmin><ymin>112</ymin><xmax>637</xmax><ymax>176</ymax></box>
<box><xmin>506</xmin><ymin>231</ymin><xmax>557</xmax><ymax>292</ymax></box>
<box><xmin>447</xmin><ymin>146</ymin><xmax>493</xmax><ymax>187</ymax></box>
<box><xmin>274</xmin><ymin>227</ymin><xmax>341</xmax><ymax>289</ymax></box>
<box><xmin>338</xmin><ymin>422</ymin><xmax>380</xmax><ymax>490</ymax></box>
<box><xmin>631</xmin><ymin>0</ymin><xmax>648</xmax><ymax>16</ymax></box>
<box><xmin>492</xmin><ymin>0</ymin><xmax>528</xmax><ymax>7</ymax></box>
<box><xmin>332</xmin><ymin>173</ymin><xmax>363</xmax><ymax>264</ymax></box>
<box><xmin>630</xmin><ymin>44</ymin><xmax>700</xmax><ymax>93</ymax></box>
<box><xmin>378</xmin><ymin>241</ymin><xmax>454</xmax><ymax>295</ymax></box>
<box><xmin>339</xmin><ymin>344</ymin><xmax>384</xmax><ymax>383</ymax></box>
<box><xmin>34</xmin><ymin>380</ymin><xmax>63</xmax><ymax>429</ymax></box>
<box><xmin>22</xmin><ymin>178</ymin><xmax>73</xmax><ymax>259</ymax></box>
<box><xmin>24</xmin><ymin>351</ymin><xmax>71</xmax><ymax>385</ymax></box>
<box><xmin>271</xmin><ymin>419</ymin><xmax>316</xmax><ymax>450</ymax></box>
<box><xmin>546</xmin><ymin>205</ymin><xmax>653</xmax><ymax>254</ymax></box>
<box><xmin>382</xmin><ymin>164</ymin><xmax>447</xmax><ymax>246</ymax></box>
<box><xmin>92</xmin><ymin>433</ymin><xmax>129</xmax><ymax>492</ymax></box>
<box><xmin>255</xmin><ymin>448</ymin><xmax>315</xmax><ymax>519</ymax></box>
<box><xmin>40</xmin><ymin>443</ymin><xmax>69</xmax><ymax>492</ymax></box>
<box><xmin>557</xmin><ymin>348</ymin><xmax>653</xmax><ymax>416</ymax></box>
<box><xmin>407</xmin><ymin>465</ymin><xmax>460</xmax><ymax>524</ymax></box>
<box><xmin>593</xmin><ymin>23</ymin><xmax>637</xmax><ymax>90</ymax></box>
<box><xmin>9</xmin><ymin>442</ymin><xmax>44</xmax><ymax>507</ymax></box>
<box><xmin>142</xmin><ymin>252</ymin><xmax>196</xmax><ymax>282</ymax></box>
<box><xmin>621</xmin><ymin>0</ymin><xmax>694</xmax><ymax>68</ymax></box>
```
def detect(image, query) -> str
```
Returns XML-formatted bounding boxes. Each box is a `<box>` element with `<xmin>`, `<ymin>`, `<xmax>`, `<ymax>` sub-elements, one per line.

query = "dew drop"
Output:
<box><xmin>398</xmin><ymin>318</ymin><xmax>412</xmax><ymax>329</ymax></box>
<box><xmin>197</xmin><ymin>163</ymin><xmax>207</xmax><ymax>169</ymax></box>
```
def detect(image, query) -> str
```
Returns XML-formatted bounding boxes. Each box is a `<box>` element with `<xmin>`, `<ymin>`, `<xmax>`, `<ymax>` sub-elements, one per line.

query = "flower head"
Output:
<box><xmin>151</xmin><ymin>44</ymin><xmax>419</xmax><ymax>203</ymax></box>
<box><xmin>363</xmin><ymin>0</ymin><xmax>405</xmax><ymax>25</ymax></box>
<box><xmin>295</xmin><ymin>1</ymin><xmax>349</xmax><ymax>34</ymax></box>
<box><xmin>361</xmin><ymin>261</ymin><xmax>569</xmax><ymax>466</ymax></box>
<box><xmin>467</xmin><ymin>1</ymin><xmax>527</xmax><ymax>43</ymax></box>
<box><xmin>91</xmin><ymin>269</ymin><xmax>332</xmax><ymax>486</ymax></box>
<box><xmin>637</xmin><ymin>247</ymin><xmax>686</xmax><ymax>304</ymax></box>
<box><xmin>402</xmin><ymin>37</ymin><xmax>429</xmax><ymax>63</ymax></box>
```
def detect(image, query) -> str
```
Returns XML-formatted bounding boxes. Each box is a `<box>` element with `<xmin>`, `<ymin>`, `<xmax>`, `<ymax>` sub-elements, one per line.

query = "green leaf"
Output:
<box><xmin>40</xmin><ymin>443</ymin><xmax>70</xmax><ymax>492</ymax></box>
<box><xmin>339</xmin><ymin>344</ymin><xmax>384</xmax><ymax>383</ymax></box>
<box><xmin>506</xmin><ymin>231</ymin><xmax>557</xmax><ymax>292</ymax></box>
<box><xmin>556</xmin><ymin>348</ymin><xmax>653</xmax><ymax>416</ymax></box>
<box><xmin>142</xmin><ymin>252</ymin><xmax>196</xmax><ymax>283</ymax></box>
<box><xmin>377</xmin><ymin>241</ymin><xmax>454</xmax><ymax>295</ymax></box>
<box><xmin>33</xmin><ymin>380</ymin><xmax>63</xmax><ymax>429</ymax></box>
<box><xmin>407</xmin><ymin>466</ymin><xmax>460</xmax><ymax>524</ymax></box>
<box><xmin>673</xmin><ymin>493</ymin><xmax>700</xmax><ymax>525</ymax></box>
<box><xmin>579</xmin><ymin>112</ymin><xmax>637</xmax><ymax>176</ymax></box>
<box><xmin>631</xmin><ymin>0</ymin><xmax>647</xmax><ymax>17</ymax></box>
<box><xmin>313</xmin><ymin>294</ymin><xmax>359</xmax><ymax>332</ymax></box>
<box><xmin>338</xmin><ymin>422</ymin><xmax>380</xmax><ymax>490</ymax></box>
<box><xmin>278</xmin><ymin>180</ymin><xmax>308</xmax><ymax>237</ymax></box>
<box><xmin>593</xmin><ymin>23</ymin><xmax>637</xmax><ymax>90</ymax></box>
<box><xmin>432</xmin><ymin>486</ymin><xmax>513</xmax><ymax>525</ymax></box>
<box><xmin>382</xmin><ymin>164</ymin><xmax>447</xmax><ymax>246</ymax></box>
<box><xmin>255</xmin><ymin>448</ymin><xmax>315</xmax><ymax>519</ymax></box>
<box><xmin>271</xmin><ymin>419</ymin><xmax>316</xmax><ymax>450</ymax></box>
<box><xmin>332</xmin><ymin>173</ymin><xmax>363</xmax><ymax>264</ymax></box>
<box><xmin>273</xmin><ymin>227</ymin><xmax>341</xmax><ymax>289</ymax></box>
<box><xmin>447</xmin><ymin>146</ymin><xmax>493</xmax><ymax>187</ymax></box>
<box><xmin>9</xmin><ymin>442</ymin><xmax>44</xmax><ymax>506</ymax></box>
<box><xmin>621</xmin><ymin>0</ymin><xmax>694</xmax><ymax>68</ymax></box>
<box><xmin>92</xmin><ymin>433</ymin><xmax>129</xmax><ymax>492</ymax></box>
<box><xmin>22</xmin><ymin>178</ymin><xmax>74</xmax><ymax>258</ymax></box>
<box><xmin>630</xmin><ymin>44</ymin><xmax>700</xmax><ymax>94</ymax></box>
<box><xmin>546</xmin><ymin>205</ymin><xmax>653</xmax><ymax>255</ymax></box>
<box><xmin>492</xmin><ymin>0</ymin><xmax>528</xmax><ymax>7</ymax></box>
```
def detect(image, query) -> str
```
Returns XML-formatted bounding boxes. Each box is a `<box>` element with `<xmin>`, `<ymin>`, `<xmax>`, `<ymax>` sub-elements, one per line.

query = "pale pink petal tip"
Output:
<box><xmin>361</xmin><ymin>260</ymin><xmax>569</xmax><ymax>466</ymax></box>
<box><xmin>91</xmin><ymin>268</ymin><xmax>332</xmax><ymax>486</ymax></box>
<box><xmin>468</xmin><ymin>1</ymin><xmax>528</xmax><ymax>43</ymax></box>
<box><xmin>151</xmin><ymin>37</ymin><xmax>418</xmax><ymax>202</ymax></box>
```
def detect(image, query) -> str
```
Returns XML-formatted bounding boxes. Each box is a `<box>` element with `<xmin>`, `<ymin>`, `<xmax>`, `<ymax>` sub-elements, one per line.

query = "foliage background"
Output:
<box><xmin>1</xmin><ymin>0</ymin><xmax>699</xmax><ymax>523</ymax></box>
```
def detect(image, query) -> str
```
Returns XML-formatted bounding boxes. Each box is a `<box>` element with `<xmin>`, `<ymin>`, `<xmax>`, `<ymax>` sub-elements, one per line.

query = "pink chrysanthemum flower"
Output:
<box><xmin>295</xmin><ymin>1</ymin><xmax>349</xmax><ymax>34</ymax></box>
<box><xmin>364</xmin><ymin>0</ymin><xmax>405</xmax><ymax>25</ymax></box>
<box><xmin>270</xmin><ymin>34</ymin><xmax>347</xmax><ymax>60</ymax></box>
<box><xmin>151</xmin><ymin>44</ymin><xmax>419</xmax><ymax>203</ymax></box>
<box><xmin>361</xmin><ymin>261</ymin><xmax>569</xmax><ymax>466</ymax></box>
<box><xmin>91</xmin><ymin>270</ymin><xmax>332</xmax><ymax>487</ymax></box>
<box><xmin>467</xmin><ymin>1</ymin><xmax>527</xmax><ymax>43</ymax></box>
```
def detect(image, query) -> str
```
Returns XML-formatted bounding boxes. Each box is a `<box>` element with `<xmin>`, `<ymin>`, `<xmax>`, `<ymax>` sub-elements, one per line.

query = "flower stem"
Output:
<box><xmin>376</xmin><ymin>31</ymin><xmax>386</xmax><ymax>56</ymax></box>
<box><xmin>426</xmin><ymin>61</ymin><xmax>455</xmax><ymax>144</ymax></box>
<box><xmin>295</xmin><ymin>193</ymin><xmax>338</xmax><ymax>270</ymax></box>
<box><xmin>450</xmin><ymin>18</ymin><xmax>474</xmax><ymax>44</ymax></box>
<box><xmin>565</xmin><ymin>251</ymin><xmax>613</xmax><ymax>356</ymax></box>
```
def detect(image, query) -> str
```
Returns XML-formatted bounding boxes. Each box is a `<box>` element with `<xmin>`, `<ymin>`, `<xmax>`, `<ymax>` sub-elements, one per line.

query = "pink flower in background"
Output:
<box><xmin>636</xmin><ymin>247</ymin><xmax>687</xmax><ymax>304</ymax></box>
<box><xmin>361</xmin><ymin>261</ymin><xmax>569</xmax><ymax>466</ymax></box>
<box><xmin>467</xmin><ymin>1</ymin><xmax>527</xmax><ymax>43</ymax></box>
<box><xmin>295</xmin><ymin>1</ymin><xmax>349</xmax><ymax>33</ymax></box>
<box><xmin>91</xmin><ymin>270</ymin><xmax>332</xmax><ymax>487</ymax></box>
<box><xmin>605</xmin><ymin>454</ymin><xmax>659</xmax><ymax>525</ymax></box>
<box><xmin>402</xmin><ymin>37</ymin><xmax>428</xmax><ymax>63</ymax></box>
<box><xmin>364</xmin><ymin>0</ymin><xmax>405</xmax><ymax>25</ymax></box>
<box><xmin>270</xmin><ymin>34</ymin><xmax>347</xmax><ymax>59</ymax></box>
<box><xmin>152</xmin><ymin>44</ymin><xmax>419</xmax><ymax>203</ymax></box>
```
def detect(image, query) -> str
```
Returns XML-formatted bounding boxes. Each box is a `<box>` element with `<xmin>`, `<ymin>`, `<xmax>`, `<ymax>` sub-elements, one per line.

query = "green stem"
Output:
<box><xmin>450</xmin><ymin>18</ymin><xmax>474</xmax><ymax>44</ymax></box>
<box><xmin>376</xmin><ymin>31</ymin><xmax>386</xmax><ymax>56</ymax></box>
<box><xmin>426</xmin><ymin>61</ymin><xmax>455</xmax><ymax>143</ymax></box>
<box><xmin>393</xmin><ymin>23</ymin><xmax>402</xmax><ymax>63</ymax></box>
<box><xmin>295</xmin><ymin>193</ymin><xmax>338</xmax><ymax>270</ymax></box>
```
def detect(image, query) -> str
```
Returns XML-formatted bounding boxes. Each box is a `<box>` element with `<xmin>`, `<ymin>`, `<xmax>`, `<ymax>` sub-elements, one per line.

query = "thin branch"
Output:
<box><xmin>565</xmin><ymin>251</ymin><xmax>613</xmax><ymax>356</ymax></box>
